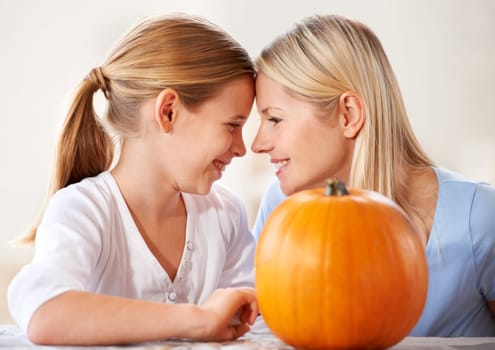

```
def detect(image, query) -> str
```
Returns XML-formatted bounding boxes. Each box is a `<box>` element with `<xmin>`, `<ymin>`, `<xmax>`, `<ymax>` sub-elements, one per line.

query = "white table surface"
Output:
<box><xmin>1</xmin><ymin>324</ymin><xmax>495</xmax><ymax>349</ymax></box>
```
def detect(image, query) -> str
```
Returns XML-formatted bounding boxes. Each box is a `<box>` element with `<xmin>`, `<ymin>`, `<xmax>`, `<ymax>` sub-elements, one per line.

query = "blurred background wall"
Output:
<box><xmin>1</xmin><ymin>0</ymin><xmax>494</xmax><ymax>323</ymax></box>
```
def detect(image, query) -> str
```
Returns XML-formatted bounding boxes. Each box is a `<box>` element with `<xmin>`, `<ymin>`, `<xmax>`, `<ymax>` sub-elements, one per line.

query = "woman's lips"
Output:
<box><xmin>272</xmin><ymin>159</ymin><xmax>289</xmax><ymax>176</ymax></box>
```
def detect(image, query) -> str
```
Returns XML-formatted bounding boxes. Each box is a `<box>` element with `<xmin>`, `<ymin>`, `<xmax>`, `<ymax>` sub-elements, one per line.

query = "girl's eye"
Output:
<box><xmin>268</xmin><ymin>116</ymin><xmax>282</xmax><ymax>125</ymax></box>
<box><xmin>227</xmin><ymin>123</ymin><xmax>240</xmax><ymax>132</ymax></box>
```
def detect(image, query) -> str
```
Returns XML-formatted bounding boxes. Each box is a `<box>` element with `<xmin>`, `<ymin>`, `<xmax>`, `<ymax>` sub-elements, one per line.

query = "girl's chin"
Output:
<box><xmin>184</xmin><ymin>178</ymin><xmax>215</xmax><ymax>195</ymax></box>
<box><xmin>211</xmin><ymin>165</ymin><xmax>224</xmax><ymax>181</ymax></box>
<box><xmin>195</xmin><ymin>184</ymin><xmax>213</xmax><ymax>195</ymax></box>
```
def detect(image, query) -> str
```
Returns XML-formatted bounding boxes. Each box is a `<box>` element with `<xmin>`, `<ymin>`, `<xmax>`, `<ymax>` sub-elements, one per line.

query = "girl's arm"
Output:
<box><xmin>27</xmin><ymin>287</ymin><xmax>258</xmax><ymax>346</ymax></box>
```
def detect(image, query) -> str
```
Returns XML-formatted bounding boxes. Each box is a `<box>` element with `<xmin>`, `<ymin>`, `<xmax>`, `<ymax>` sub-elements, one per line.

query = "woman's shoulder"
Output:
<box><xmin>259</xmin><ymin>177</ymin><xmax>287</xmax><ymax>212</ymax></box>
<box><xmin>434</xmin><ymin>166</ymin><xmax>494</xmax><ymax>197</ymax></box>
<box><xmin>434</xmin><ymin>166</ymin><xmax>495</xmax><ymax>233</ymax></box>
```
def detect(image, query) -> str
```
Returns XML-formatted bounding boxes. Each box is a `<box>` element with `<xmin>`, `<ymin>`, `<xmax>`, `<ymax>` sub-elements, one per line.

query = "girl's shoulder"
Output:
<box><xmin>184</xmin><ymin>182</ymin><xmax>246</xmax><ymax>214</ymax></box>
<box><xmin>182</xmin><ymin>183</ymin><xmax>249</xmax><ymax>243</ymax></box>
<box><xmin>45</xmin><ymin>171</ymin><xmax>119</xmax><ymax>224</ymax></box>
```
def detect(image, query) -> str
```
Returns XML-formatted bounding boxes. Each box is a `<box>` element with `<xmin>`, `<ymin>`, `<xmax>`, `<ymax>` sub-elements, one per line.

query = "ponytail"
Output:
<box><xmin>19</xmin><ymin>68</ymin><xmax>114</xmax><ymax>243</ymax></box>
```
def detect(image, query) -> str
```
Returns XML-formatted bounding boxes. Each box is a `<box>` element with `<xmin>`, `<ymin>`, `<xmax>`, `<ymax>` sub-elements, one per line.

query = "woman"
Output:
<box><xmin>8</xmin><ymin>13</ymin><xmax>258</xmax><ymax>345</ymax></box>
<box><xmin>251</xmin><ymin>14</ymin><xmax>495</xmax><ymax>336</ymax></box>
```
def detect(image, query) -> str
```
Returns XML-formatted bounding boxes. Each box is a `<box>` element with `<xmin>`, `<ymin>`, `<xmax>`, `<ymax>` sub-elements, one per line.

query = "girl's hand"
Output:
<box><xmin>194</xmin><ymin>287</ymin><xmax>258</xmax><ymax>341</ymax></box>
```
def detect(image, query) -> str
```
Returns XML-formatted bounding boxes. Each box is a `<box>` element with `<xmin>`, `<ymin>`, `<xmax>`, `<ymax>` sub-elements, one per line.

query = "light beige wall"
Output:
<box><xmin>1</xmin><ymin>0</ymin><xmax>494</xmax><ymax>323</ymax></box>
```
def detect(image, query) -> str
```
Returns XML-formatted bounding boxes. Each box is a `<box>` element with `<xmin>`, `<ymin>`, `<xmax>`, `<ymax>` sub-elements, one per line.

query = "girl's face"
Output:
<box><xmin>169</xmin><ymin>75</ymin><xmax>255</xmax><ymax>194</ymax></box>
<box><xmin>252</xmin><ymin>73</ymin><xmax>354</xmax><ymax>195</ymax></box>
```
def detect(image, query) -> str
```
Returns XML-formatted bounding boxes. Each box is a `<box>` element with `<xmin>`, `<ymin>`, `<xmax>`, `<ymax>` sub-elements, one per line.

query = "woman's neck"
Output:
<box><xmin>403</xmin><ymin>165</ymin><xmax>439</xmax><ymax>243</ymax></box>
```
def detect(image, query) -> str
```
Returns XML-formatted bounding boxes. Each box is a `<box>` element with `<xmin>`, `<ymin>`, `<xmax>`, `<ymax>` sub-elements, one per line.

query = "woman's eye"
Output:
<box><xmin>268</xmin><ymin>116</ymin><xmax>282</xmax><ymax>125</ymax></box>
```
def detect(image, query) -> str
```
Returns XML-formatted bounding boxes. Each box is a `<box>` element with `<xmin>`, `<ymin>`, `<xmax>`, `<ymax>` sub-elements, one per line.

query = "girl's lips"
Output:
<box><xmin>213</xmin><ymin>159</ymin><xmax>227</xmax><ymax>172</ymax></box>
<box><xmin>210</xmin><ymin>160</ymin><xmax>227</xmax><ymax>181</ymax></box>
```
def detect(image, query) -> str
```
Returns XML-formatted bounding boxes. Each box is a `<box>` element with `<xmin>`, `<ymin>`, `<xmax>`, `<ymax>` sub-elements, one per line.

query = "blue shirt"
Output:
<box><xmin>252</xmin><ymin>167</ymin><xmax>495</xmax><ymax>336</ymax></box>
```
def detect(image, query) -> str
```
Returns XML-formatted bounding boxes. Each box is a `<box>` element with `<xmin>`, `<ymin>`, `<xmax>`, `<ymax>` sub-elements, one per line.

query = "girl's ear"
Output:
<box><xmin>155</xmin><ymin>88</ymin><xmax>179</xmax><ymax>134</ymax></box>
<box><xmin>337</xmin><ymin>91</ymin><xmax>365</xmax><ymax>139</ymax></box>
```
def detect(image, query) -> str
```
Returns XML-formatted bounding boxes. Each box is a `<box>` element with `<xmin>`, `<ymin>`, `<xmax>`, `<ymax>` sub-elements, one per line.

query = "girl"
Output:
<box><xmin>8</xmin><ymin>13</ymin><xmax>258</xmax><ymax>345</ymax></box>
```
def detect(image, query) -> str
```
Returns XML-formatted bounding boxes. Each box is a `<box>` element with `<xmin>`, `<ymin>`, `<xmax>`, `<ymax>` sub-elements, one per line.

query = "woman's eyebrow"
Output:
<box><xmin>259</xmin><ymin>107</ymin><xmax>283</xmax><ymax>114</ymax></box>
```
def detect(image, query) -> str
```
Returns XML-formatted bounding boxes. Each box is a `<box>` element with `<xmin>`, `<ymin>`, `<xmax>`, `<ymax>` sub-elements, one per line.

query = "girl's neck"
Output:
<box><xmin>111</xmin><ymin>161</ymin><xmax>187</xmax><ymax>281</ymax></box>
<box><xmin>110</xmin><ymin>164</ymin><xmax>182</xmax><ymax>224</ymax></box>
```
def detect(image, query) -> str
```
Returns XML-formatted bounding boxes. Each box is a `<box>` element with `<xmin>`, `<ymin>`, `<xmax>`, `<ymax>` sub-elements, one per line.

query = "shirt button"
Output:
<box><xmin>168</xmin><ymin>291</ymin><xmax>177</xmax><ymax>302</ymax></box>
<box><xmin>186</xmin><ymin>240</ymin><xmax>193</xmax><ymax>251</ymax></box>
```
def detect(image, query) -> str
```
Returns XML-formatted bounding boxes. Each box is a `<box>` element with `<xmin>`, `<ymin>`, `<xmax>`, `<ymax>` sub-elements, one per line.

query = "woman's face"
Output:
<box><xmin>252</xmin><ymin>73</ymin><xmax>353</xmax><ymax>195</ymax></box>
<box><xmin>170</xmin><ymin>75</ymin><xmax>255</xmax><ymax>194</ymax></box>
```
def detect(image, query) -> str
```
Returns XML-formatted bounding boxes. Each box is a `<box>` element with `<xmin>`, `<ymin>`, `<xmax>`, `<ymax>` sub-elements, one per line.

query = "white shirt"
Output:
<box><xmin>8</xmin><ymin>172</ymin><xmax>256</xmax><ymax>333</ymax></box>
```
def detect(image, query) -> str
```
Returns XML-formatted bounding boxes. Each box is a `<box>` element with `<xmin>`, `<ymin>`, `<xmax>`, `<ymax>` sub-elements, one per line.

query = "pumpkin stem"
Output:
<box><xmin>325</xmin><ymin>178</ymin><xmax>349</xmax><ymax>196</ymax></box>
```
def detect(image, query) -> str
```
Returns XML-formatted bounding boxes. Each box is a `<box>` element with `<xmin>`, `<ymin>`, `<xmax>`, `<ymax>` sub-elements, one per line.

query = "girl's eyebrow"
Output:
<box><xmin>229</xmin><ymin>114</ymin><xmax>248</xmax><ymax>121</ymax></box>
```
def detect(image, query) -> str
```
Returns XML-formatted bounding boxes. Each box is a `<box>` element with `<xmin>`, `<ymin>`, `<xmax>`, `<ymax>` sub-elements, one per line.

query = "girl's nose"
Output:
<box><xmin>231</xmin><ymin>133</ymin><xmax>246</xmax><ymax>157</ymax></box>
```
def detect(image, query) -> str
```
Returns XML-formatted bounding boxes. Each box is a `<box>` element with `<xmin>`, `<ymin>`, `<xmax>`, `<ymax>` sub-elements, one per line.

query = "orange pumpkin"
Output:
<box><xmin>255</xmin><ymin>179</ymin><xmax>428</xmax><ymax>350</ymax></box>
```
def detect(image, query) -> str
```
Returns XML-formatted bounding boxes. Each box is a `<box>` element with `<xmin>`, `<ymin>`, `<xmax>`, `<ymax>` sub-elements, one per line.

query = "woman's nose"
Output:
<box><xmin>251</xmin><ymin>128</ymin><xmax>272</xmax><ymax>154</ymax></box>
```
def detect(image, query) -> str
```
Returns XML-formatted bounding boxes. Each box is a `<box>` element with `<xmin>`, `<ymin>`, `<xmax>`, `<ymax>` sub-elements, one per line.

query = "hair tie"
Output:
<box><xmin>88</xmin><ymin>67</ymin><xmax>109</xmax><ymax>99</ymax></box>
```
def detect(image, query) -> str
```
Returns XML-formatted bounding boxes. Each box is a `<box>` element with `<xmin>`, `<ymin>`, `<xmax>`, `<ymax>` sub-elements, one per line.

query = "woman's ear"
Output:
<box><xmin>155</xmin><ymin>88</ymin><xmax>179</xmax><ymax>134</ymax></box>
<box><xmin>337</xmin><ymin>91</ymin><xmax>365</xmax><ymax>139</ymax></box>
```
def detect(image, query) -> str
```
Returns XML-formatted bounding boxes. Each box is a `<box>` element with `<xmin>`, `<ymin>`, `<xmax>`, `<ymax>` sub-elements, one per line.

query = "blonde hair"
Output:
<box><xmin>256</xmin><ymin>14</ymin><xmax>433</xmax><ymax>233</ymax></box>
<box><xmin>22</xmin><ymin>13</ymin><xmax>254</xmax><ymax>243</ymax></box>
